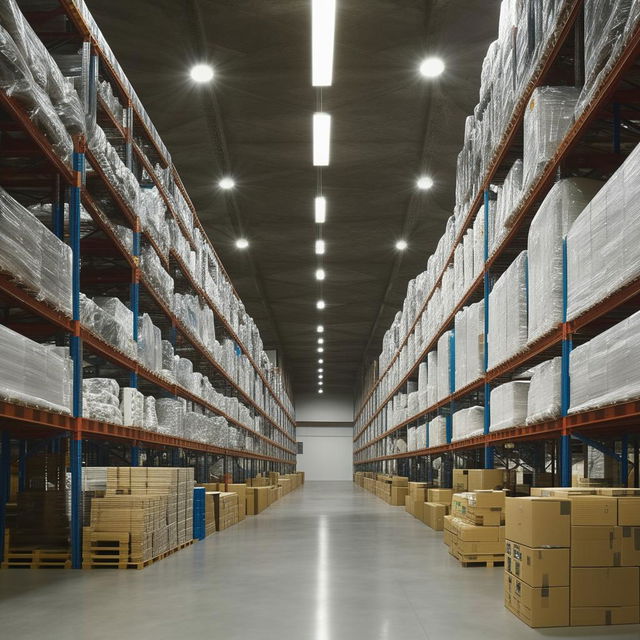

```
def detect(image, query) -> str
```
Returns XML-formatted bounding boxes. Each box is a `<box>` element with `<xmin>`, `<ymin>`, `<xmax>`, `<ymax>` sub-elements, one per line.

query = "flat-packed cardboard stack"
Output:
<box><xmin>444</xmin><ymin>489</ymin><xmax>506</xmax><ymax>566</ymax></box>
<box><xmin>404</xmin><ymin>482</ymin><xmax>429</xmax><ymax>521</ymax></box>
<box><xmin>82</xmin><ymin>467</ymin><xmax>194</xmax><ymax>569</ymax></box>
<box><xmin>505</xmin><ymin>488</ymin><xmax>640</xmax><ymax>628</ymax></box>
<box><xmin>424</xmin><ymin>489</ymin><xmax>454</xmax><ymax>531</ymax></box>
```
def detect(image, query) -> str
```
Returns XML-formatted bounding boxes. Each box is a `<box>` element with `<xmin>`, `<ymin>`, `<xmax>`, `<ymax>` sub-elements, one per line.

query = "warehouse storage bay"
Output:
<box><xmin>0</xmin><ymin>0</ymin><xmax>640</xmax><ymax>638</ymax></box>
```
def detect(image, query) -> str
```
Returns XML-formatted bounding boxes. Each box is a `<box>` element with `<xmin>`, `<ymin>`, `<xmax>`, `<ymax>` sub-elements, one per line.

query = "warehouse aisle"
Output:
<box><xmin>1</xmin><ymin>482</ymin><xmax>639</xmax><ymax>640</ymax></box>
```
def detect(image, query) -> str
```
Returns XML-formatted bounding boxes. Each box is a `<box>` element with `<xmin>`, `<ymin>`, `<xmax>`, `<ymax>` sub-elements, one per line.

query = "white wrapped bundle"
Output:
<box><xmin>569</xmin><ymin>309</ymin><xmax>640</xmax><ymax>414</ymax></box>
<box><xmin>463</xmin><ymin>228</ymin><xmax>474</xmax><ymax>289</ymax></box>
<box><xmin>407</xmin><ymin>391</ymin><xmax>419</xmax><ymax>418</ymax></box>
<box><xmin>491</xmin><ymin>160</ymin><xmax>523</xmax><ymax>254</ymax></box>
<box><xmin>418</xmin><ymin>362</ymin><xmax>428</xmax><ymax>393</ymax></box>
<box><xmin>137</xmin><ymin>313</ymin><xmax>162</xmax><ymax>372</ymax></box>
<box><xmin>143</xmin><ymin>395</ymin><xmax>159</xmax><ymax>431</ymax></box>
<box><xmin>473</xmin><ymin>206</ymin><xmax>485</xmax><ymax>278</ymax></box>
<box><xmin>441</xmin><ymin>266</ymin><xmax>454</xmax><ymax>319</ymax></box>
<box><xmin>522</xmin><ymin>86</ymin><xmax>579</xmax><ymax>188</ymax></box>
<box><xmin>452</xmin><ymin>406</ymin><xmax>484</xmax><ymax>441</ymax></box>
<box><xmin>454</xmin><ymin>243</ymin><xmax>465</xmax><ymax>304</ymax></box>
<box><xmin>526</xmin><ymin>357</ymin><xmax>562</xmax><ymax>424</ymax></box>
<box><xmin>566</xmin><ymin>143</ymin><xmax>640</xmax><ymax>321</ymax></box>
<box><xmin>83</xmin><ymin>377</ymin><xmax>121</xmax><ymax>424</ymax></box>
<box><xmin>454</xmin><ymin>300</ymin><xmax>484</xmax><ymax>391</ymax></box>
<box><xmin>488</xmin><ymin>251</ymin><xmax>528</xmax><ymax>370</ymax></box>
<box><xmin>156</xmin><ymin>398</ymin><xmax>185</xmax><ymax>437</ymax></box>
<box><xmin>427</xmin><ymin>351</ymin><xmax>438</xmax><ymax>408</ymax></box>
<box><xmin>489</xmin><ymin>381</ymin><xmax>530</xmax><ymax>432</ymax></box>
<box><xmin>408</xmin><ymin>426</ymin><xmax>416</xmax><ymax>451</ymax></box>
<box><xmin>429</xmin><ymin>415</ymin><xmax>447</xmax><ymax>447</ymax></box>
<box><xmin>140</xmin><ymin>245</ymin><xmax>174</xmax><ymax>305</ymax></box>
<box><xmin>416</xmin><ymin>422</ymin><xmax>427</xmax><ymax>450</ymax></box>
<box><xmin>527</xmin><ymin>178</ymin><xmax>602</xmax><ymax>343</ymax></box>
<box><xmin>436</xmin><ymin>331</ymin><xmax>453</xmax><ymax>402</ymax></box>
<box><xmin>120</xmin><ymin>387</ymin><xmax>144</xmax><ymax>427</ymax></box>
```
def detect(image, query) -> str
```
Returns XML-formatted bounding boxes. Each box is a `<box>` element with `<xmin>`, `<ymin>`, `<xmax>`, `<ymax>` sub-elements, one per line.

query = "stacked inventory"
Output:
<box><xmin>404</xmin><ymin>482</ymin><xmax>429</xmax><ymax>522</ymax></box>
<box><xmin>424</xmin><ymin>489</ymin><xmax>454</xmax><ymax>531</ymax></box>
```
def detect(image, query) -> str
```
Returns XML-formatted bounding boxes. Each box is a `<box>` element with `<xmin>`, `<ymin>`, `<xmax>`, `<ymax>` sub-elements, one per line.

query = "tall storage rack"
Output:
<box><xmin>0</xmin><ymin>0</ymin><xmax>296</xmax><ymax>568</ymax></box>
<box><xmin>354</xmin><ymin>1</ymin><xmax>640</xmax><ymax>488</ymax></box>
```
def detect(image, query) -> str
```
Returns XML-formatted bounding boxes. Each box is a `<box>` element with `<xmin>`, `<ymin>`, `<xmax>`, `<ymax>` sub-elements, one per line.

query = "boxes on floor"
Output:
<box><xmin>505</xmin><ymin>497</ymin><xmax>571</xmax><ymax>548</ymax></box>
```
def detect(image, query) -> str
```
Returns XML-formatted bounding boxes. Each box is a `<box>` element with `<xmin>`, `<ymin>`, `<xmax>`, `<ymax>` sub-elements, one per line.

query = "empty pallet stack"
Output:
<box><xmin>505</xmin><ymin>488</ymin><xmax>640</xmax><ymax>628</ymax></box>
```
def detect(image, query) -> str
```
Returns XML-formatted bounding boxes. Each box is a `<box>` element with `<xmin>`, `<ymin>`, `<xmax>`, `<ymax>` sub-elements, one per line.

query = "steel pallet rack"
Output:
<box><xmin>353</xmin><ymin>1</ymin><xmax>640</xmax><ymax>488</ymax></box>
<box><xmin>0</xmin><ymin>0</ymin><xmax>296</xmax><ymax>568</ymax></box>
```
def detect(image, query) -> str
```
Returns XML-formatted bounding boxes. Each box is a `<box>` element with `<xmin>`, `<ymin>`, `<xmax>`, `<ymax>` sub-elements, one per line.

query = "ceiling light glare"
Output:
<box><xmin>416</xmin><ymin>175</ymin><xmax>434</xmax><ymax>190</ymax></box>
<box><xmin>318</xmin><ymin>358</ymin><xmax>324</xmax><ymax>363</ymax></box>
<box><xmin>419</xmin><ymin>57</ymin><xmax>445</xmax><ymax>78</ymax></box>
<box><xmin>313</xmin><ymin>112</ymin><xmax>331</xmax><ymax>166</ymax></box>
<box><xmin>235</xmin><ymin>238</ymin><xmax>249</xmax><ymax>249</ymax></box>
<box><xmin>317</xmin><ymin>347</ymin><xmax>324</xmax><ymax>353</ymax></box>
<box><xmin>315</xmin><ymin>196</ymin><xmax>327</xmax><ymax>223</ymax></box>
<box><xmin>395</xmin><ymin>239</ymin><xmax>408</xmax><ymax>251</ymax></box>
<box><xmin>319</xmin><ymin>380</ymin><xmax>323</xmax><ymax>386</ymax></box>
<box><xmin>318</xmin><ymin>388</ymin><xmax>324</xmax><ymax>394</ymax></box>
<box><xmin>318</xmin><ymin>337</ymin><xmax>324</xmax><ymax>345</ymax></box>
<box><xmin>316</xmin><ymin>299</ymin><xmax>326</xmax><ymax>310</ymax></box>
<box><xmin>317</xmin><ymin>325</ymin><xmax>324</xmax><ymax>333</ymax></box>
<box><xmin>315</xmin><ymin>268</ymin><xmax>326</xmax><ymax>281</ymax></box>
<box><xmin>312</xmin><ymin>0</ymin><xmax>336</xmax><ymax>87</ymax></box>
<box><xmin>218</xmin><ymin>176</ymin><xmax>235</xmax><ymax>190</ymax></box>
<box><xmin>315</xmin><ymin>239</ymin><xmax>325</xmax><ymax>255</ymax></box>
<box><xmin>318</xmin><ymin>367</ymin><xmax>323</xmax><ymax>372</ymax></box>
<box><xmin>190</xmin><ymin>63</ymin><xmax>214</xmax><ymax>83</ymax></box>
<box><xmin>318</xmin><ymin>372</ymin><xmax>324</xmax><ymax>378</ymax></box>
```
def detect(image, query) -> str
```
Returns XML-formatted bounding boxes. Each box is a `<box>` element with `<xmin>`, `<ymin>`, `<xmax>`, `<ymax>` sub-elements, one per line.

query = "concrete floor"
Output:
<box><xmin>1</xmin><ymin>482</ymin><xmax>639</xmax><ymax>639</ymax></box>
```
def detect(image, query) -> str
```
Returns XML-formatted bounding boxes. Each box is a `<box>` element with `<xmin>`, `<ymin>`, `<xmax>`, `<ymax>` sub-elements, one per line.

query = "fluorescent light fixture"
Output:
<box><xmin>315</xmin><ymin>268</ymin><xmax>326</xmax><ymax>281</ymax></box>
<box><xmin>419</xmin><ymin>57</ymin><xmax>445</xmax><ymax>78</ymax></box>
<box><xmin>190</xmin><ymin>63</ymin><xmax>214</xmax><ymax>83</ymax></box>
<box><xmin>318</xmin><ymin>389</ymin><xmax>324</xmax><ymax>394</ymax></box>
<box><xmin>235</xmin><ymin>238</ymin><xmax>249</xmax><ymax>249</ymax></box>
<box><xmin>317</xmin><ymin>325</ymin><xmax>324</xmax><ymax>333</ymax></box>
<box><xmin>315</xmin><ymin>239</ymin><xmax>325</xmax><ymax>255</ymax></box>
<box><xmin>318</xmin><ymin>358</ymin><xmax>324</xmax><ymax>363</ymax></box>
<box><xmin>417</xmin><ymin>175</ymin><xmax>434</xmax><ymax>190</ymax></box>
<box><xmin>318</xmin><ymin>373</ymin><xmax>323</xmax><ymax>378</ymax></box>
<box><xmin>317</xmin><ymin>347</ymin><xmax>324</xmax><ymax>353</ymax></box>
<box><xmin>316</xmin><ymin>299</ymin><xmax>326</xmax><ymax>310</ymax></box>
<box><xmin>315</xmin><ymin>196</ymin><xmax>327</xmax><ymax>223</ymax></box>
<box><xmin>313</xmin><ymin>113</ymin><xmax>331</xmax><ymax>166</ymax></box>
<box><xmin>312</xmin><ymin>0</ymin><xmax>336</xmax><ymax>86</ymax></box>
<box><xmin>318</xmin><ymin>367</ymin><xmax>323</xmax><ymax>372</ymax></box>
<box><xmin>319</xmin><ymin>380</ymin><xmax>323</xmax><ymax>386</ymax></box>
<box><xmin>395</xmin><ymin>239</ymin><xmax>408</xmax><ymax>251</ymax></box>
<box><xmin>218</xmin><ymin>176</ymin><xmax>235</xmax><ymax>190</ymax></box>
<box><xmin>318</xmin><ymin>338</ymin><xmax>324</xmax><ymax>344</ymax></box>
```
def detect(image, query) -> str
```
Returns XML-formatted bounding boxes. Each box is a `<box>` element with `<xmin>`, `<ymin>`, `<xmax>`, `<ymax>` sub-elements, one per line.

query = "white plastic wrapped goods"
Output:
<box><xmin>0</xmin><ymin>324</ymin><xmax>72</xmax><ymax>413</ymax></box>
<box><xmin>452</xmin><ymin>406</ymin><xmax>484</xmax><ymax>441</ymax></box>
<box><xmin>156</xmin><ymin>398</ymin><xmax>185</xmax><ymax>437</ymax></box>
<box><xmin>463</xmin><ymin>228</ymin><xmax>474</xmax><ymax>289</ymax></box>
<box><xmin>140</xmin><ymin>245</ymin><xmax>174</xmax><ymax>305</ymax></box>
<box><xmin>0</xmin><ymin>187</ymin><xmax>72</xmax><ymax>316</ymax></box>
<box><xmin>473</xmin><ymin>206</ymin><xmax>485</xmax><ymax>278</ymax></box>
<box><xmin>408</xmin><ymin>426</ymin><xmax>416</xmax><ymax>451</ymax></box>
<box><xmin>83</xmin><ymin>378</ymin><xmax>122</xmax><ymax>424</ymax></box>
<box><xmin>488</xmin><ymin>251</ymin><xmax>528</xmax><ymax>370</ymax></box>
<box><xmin>436</xmin><ymin>331</ymin><xmax>453</xmax><ymax>402</ymax></box>
<box><xmin>137</xmin><ymin>314</ymin><xmax>162</xmax><ymax>372</ymax></box>
<box><xmin>454</xmin><ymin>244</ymin><xmax>465</xmax><ymax>303</ymax></box>
<box><xmin>427</xmin><ymin>351</ymin><xmax>438</xmax><ymax>408</ymax></box>
<box><xmin>80</xmin><ymin>295</ymin><xmax>136</xmax><ymax>359</ymax></box>
<box><xmin>429</xmin><ymin>416</ymin><xmax>447</xmax><ymax>447</ymax></box>
<box><xmin>120</xmin><ymin>387</ymin><xmax>144</xmax><ymax>427</ymax></box>
<box><xmin>160</xmin><ymin>340</ymin><xmax>176</xmax><ymax>381</ymax></box>
<box><xmin>418</xmin><ymin>362</ymin><xmax>428</xmax><ymax>393</ymax></box>
<box><xmin>407</xmin><ymin>391</ymin><xmax>419</xmax><ymax>418</ymax></box>
<box><xmin>489</xmin><ymin>381</ymin><xmax>530</xmax><ymax>432</ymax></box>
<box><xmin>416</xmin><ymin>422</ymin><xmax>427</xmax><ymax>450</ymax></box>
<box><xmin>566</xmin><ymin>142</ymin><xmax>640</xmax><ymax>320</ymax></box>
<box><xmin>492</xmin><ymin>160</ymin><xmax>523</xmax><ymax>254</ymax></box>
<box><xmin>569</xmin><ymin>309</ymin><xmax>640</xmax><ymax>414</ymax></box>
<box><xmin>143</xmin><ymin>395</ymin><xmax>159</xmax><ymax>431</ymax></box>
<box><xmin>527</xmin><ymin>178</ymin><xmax>602</xmax><ymax>343</ymax></box>
<box><xmin>522</xmin><ymin>86</ymin><xmax>579</xmax><ymax>188</ymax></box>
<box><xmin>526</xmin><ymin>357</ymin><xmax>562</xmax><ymax>424</ymax></box>
<box><xmin>454</xmin><ymin>300</ymin><xmax>484</xmax><ymax>390</ymax></box>
<box><xmin>84</xmin><ymin>378</ymin><xmax>119</xmax><ymax>398</ymax></box>
<box><xmin>176</xmin><ymin>357</ymin><xmax>195</xmax><ymax>393</ymax></box>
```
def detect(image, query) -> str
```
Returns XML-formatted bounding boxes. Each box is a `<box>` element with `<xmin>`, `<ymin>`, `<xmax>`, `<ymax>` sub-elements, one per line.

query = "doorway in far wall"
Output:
<box><xmin>296</xmin><ymin>426</ymin><xmax>353</xmax><ymax>481</ymax></box>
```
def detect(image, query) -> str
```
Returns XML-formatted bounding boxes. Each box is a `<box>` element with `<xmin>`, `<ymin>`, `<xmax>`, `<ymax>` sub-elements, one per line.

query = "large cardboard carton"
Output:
<box><xmin>505</xmin><ymin>498</ymin><xmax>570</xmax><ymax>548</ymax></box>
<box><xmin>467</xmin><ymin>469</ymin><xmax>506</xmax><ymax>491</ymax></box>
<box><xmin>457</xmin><ymin>521</ymin><xmax>504</xmax><ymax>542</ymax></box>
<box><xmin>390</xmin><ymin>486</ymin><xmax>409</xmax><ymax>506</ymax></box>
<box><xmin>391</xmin><ymin>476</ymin><xmax>408</xmax><ymax>487</ymax></box>
<box><xmin>454</xmin><ymin>539</ymin><xmax>505</xmax><ymax>555</ymax></box>
<box><xmin>620</xmin><ymin>526</ymin><xmax>640</xmax><ymax>566</ymax></box>
<box><xmin>571</xmin><ymin>526</ymin><xmax>621</xmax><ymax>567</ymax></box>
<box><xmin>246</xmin><ymin>486</ymin><xmax>269</xmax><ymax>515</ymax></box>
<box><xmin>618</xmin><ymin>498</ymin><xmax>640</xmax><ymax>526</ymax></box>
<box><xmin>505</xmin><ymin>572</ymin><xmax>569</xmax><ymax>628</ymax></box>
<box><xmin>505</xmin><ymin>541</ymin><xmax>570</xmax><ymax>587</ymax></box>
<box><xmin>571</xmin><ymin>606</ymin><xmax>640</xmax><ymax>626</ymax></box>
<box><xmin>424</xmin><ymin>502</ymin><xmax>446</xmax><ymax>531</ymax></box>
<box><xmin>568</xmin><ymin>496</ymin><xmax>617</xmax><ymax>526</ymax></box>
<box><xmin>571</xmin><ymin>567</ymin><xmax>640</xmax><ymax>607</ymax></box>
<box><xmin>452</xmin><ymin>470</ymin><xmax>468</xmax><ymax>491</ymax></box>
<box><xmin>428</xmin><ymin>488</ymin><xmax>453</xmax><ymax>504</ymax></box>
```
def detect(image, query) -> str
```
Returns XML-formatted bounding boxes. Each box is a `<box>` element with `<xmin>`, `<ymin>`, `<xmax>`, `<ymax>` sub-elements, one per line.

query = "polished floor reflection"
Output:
<box><xmin>1</xmin><ymin>481</ymin><xmax>639</xmax><ymax>639</ymax></box>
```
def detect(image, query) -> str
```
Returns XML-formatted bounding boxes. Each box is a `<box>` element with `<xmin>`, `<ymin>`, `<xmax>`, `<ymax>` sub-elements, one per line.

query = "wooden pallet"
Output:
<box><xmin>455</xmin><ymin>552</ymin><xmax>504</xmax><ymax>568</ymax></box>
<box><xmin>2</xmin><ymin>548</ymin><xmax>71</xmax><ymax>569</ymax></box>
<box><xmin>82</xmin><ymin>539</ymin><xmax>194</xmax><ymax>570</ymax></box>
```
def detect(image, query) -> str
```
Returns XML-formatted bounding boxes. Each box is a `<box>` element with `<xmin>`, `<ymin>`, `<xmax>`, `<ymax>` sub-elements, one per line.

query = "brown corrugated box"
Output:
<box><xmin>505</xmin><ymin>572</ymin><xmax>570</xmax><ymax>628</ymax></box>
<box><xmin>505</xmin><ymin>497</ymin><xmax>571</xmax><ymax>548</ymax></box>
<box><xmin>424</xmin><ymin>502</ymin><xmax>446</xmax><ymax>531</ymax></box>
<box><xmin>571</xmin><ymin>526</ymin><xmax>621</xmax><ymax>567</ymax></box>
<box><xmin>571</xmin><ymin>567</ymin><xmax>639</xmax><ymax>607</ymax></box>
<box><xmin>505</xmin><ymin>541</ymin><xmax>569</xmax><ymax>587</ymax></box>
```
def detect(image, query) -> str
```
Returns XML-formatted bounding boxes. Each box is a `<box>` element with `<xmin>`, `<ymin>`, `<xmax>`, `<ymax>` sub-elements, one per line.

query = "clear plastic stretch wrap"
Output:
<box><xmin>418</xmin><ymin>362</ymin><xmax>428</xmax><ymax>394</ymax></box>
<box><xmin>0</xmin><ymin>186</ymin><xmax>72</xmax><ymax>316</ymax></box>
<box><xmin>566</xmin><ymin>142</ymin><xmax>640</xmax><ymax>321</ymax></box>
<box><xmin>527</xmin><ymin>178</ymin><xmax>602</xmax><ymax>343</ymax></box>
<box><xmin>79</xmin><ymin>294</ymin><xmax>136</xmax><ymax>359</ymax></box>
<box><xmin>454</xmin><ymin>243</ymin><xmax>465</xmax><ymax>303</ymax></box>
<box><xmin>120</xmin><ymin>387</ymin><xmax>144</xmax><ymax>428</ymax></box>
<box><xmin>137</xmin><ymin>313</ymin><xmax>162</xmax><ymax>372</ymax></box>
<box><xmin>526</xmin><ymin>356</ymin><xmax>562</xmax><ymax>424</ymax></box>
<box><xmin>436</xmin><ymin>331</ymin><xmax>453</xmax><ymax>402</ymax></box>
<box><xmin>491</xmin><ymin>160</ymin><xmax>523</xmax><ymax>254</ymax></box>
<box><xmin>156</xmin><ymin>398</ymin><xmax>185</xmax><ymax>437</ymax></box>
<box><xmin>138</xmin><ymin>188</ymin><xmax>170</xmax><ymax>258</ymax></box>
<box><xmin>569</xmin><ymin>309</ymin><xmax>640</xmax><ymax>414</ymax></box>
<box><xmin>407</xmin><ymin>426</ymin><xmax>416</xmax><ymax>451</ymax></box>
<box><xmin>489</xmin><ymin>381</ymin><xmax>530</xmax><ymax>432</ymax></box>
<box><xmin>98</xmin><ymin>79</ymin><xmax>125</xmax><ymax>125</ymax></box>
<box><xmin>452</xmin><ymin>406</ymin><xmax>485</xmax><ymax>442</ymax></box>
<box><xmin>463</xmin><ymin>228</ymin><xmax>474</xmax><ymax>289</ymax></box>
<box><xmin>488</xmin><ymin>251</ymin><xmax>528</xmax><ymax>370</ymax></box>
<box><xmin>473</xmin><ymin>206</ymin><xmax>485</xmax><ymax>278</ymax></box>
<box><xmin>143</xmin><ymin>395</ymin><xmax>158</xmax><ymax>432</ymax></box>
<box><xmin>83</xmin><ymin>378</ymin><xmax>122</xmax><ymax>424</ymax></box>
<box><xmin>427</xmin><ymin>351</ymin><xmax>438</xmax><ymax>408</ymax></box>
<box><xmin>176</xmin><ymin>356</ymin><xmax>196</xmax><ymax>394</ymax></box>
<box><xmin>160</xmin><ymin>340</ymin><xmax>176</xmax><ymax>381</ymax></box>
<box><xmin>0</xmin><ymin>324</ymin><xmax>72</xmax><ymax>413</ymax></box>
<box><xmin>522</xmin><ymin>86</ymin><xmax>579</xmax><ymax>188</ymax></box>
<box><xmin>454</xmin><ymin>300</ymin><xmax>485</xmax><ymax>391</ymax></box>
<box><xmin>140</xmin><ymin>245</ymin><xmax>174</xmax><ymax>305</ymax></box>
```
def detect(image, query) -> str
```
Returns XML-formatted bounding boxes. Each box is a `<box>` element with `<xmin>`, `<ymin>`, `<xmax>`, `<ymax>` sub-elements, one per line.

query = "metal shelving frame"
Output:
<box><xmin>353</xmin><ymin>1</ymin><xmax>640</xmax><ymax>489</ymax></box>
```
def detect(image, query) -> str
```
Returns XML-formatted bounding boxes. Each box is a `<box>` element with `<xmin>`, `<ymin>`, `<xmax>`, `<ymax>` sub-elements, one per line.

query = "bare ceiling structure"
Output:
<box><xmin>85</xmin><ymin>0</ymin><xmax>501</xmax><ymax>398</ymax></box>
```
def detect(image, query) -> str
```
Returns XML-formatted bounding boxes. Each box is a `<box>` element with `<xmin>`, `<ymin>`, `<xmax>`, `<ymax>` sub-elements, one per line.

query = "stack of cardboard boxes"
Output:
<box><xmin>424</xmin><ymin>489</ymin><xmax>454</xmax><ymax>531</ymax></box>
<box><xmin>357</xmin><ymin>473</ymin><xmax>410</xmax><ymax>506</ymax></box>
<box><xmin>505</xmin><ymin>489</ymin><xmax>640</xmax><ymax>628</ymax></box>
<box><xmin>404</xmin><ymin>482</ymin><xmax>429</xmax><ymax>521</ymax></box>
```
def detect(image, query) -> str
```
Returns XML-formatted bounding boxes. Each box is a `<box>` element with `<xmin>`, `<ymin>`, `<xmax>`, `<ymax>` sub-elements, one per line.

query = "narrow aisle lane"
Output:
<box><xmin>1</xmin><ymin>482</ymin><xmax>640</xmax><ymax>639</ymax></box>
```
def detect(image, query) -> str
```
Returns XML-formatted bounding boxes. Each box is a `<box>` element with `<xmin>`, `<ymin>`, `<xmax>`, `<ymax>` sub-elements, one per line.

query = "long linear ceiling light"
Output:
<box><xmin>313</xmin><ymin>112</ymin><xmax>331</xmax><ymax>166</ymax></box>
<box><xmin>312</xmin><ymin>0</ymin><xmax>336</xmax><ymax>87</ymax></box>
<box><xmin>315</xmin><ymin>196</ymin><xmax>327</xmax><ymax>223</ymax></box>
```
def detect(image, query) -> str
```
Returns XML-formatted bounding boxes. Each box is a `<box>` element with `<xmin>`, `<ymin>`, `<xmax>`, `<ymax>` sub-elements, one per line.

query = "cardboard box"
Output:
<box><xmin>455</xmin><ymin>539</ymin><xmax>505</xmax><ymax>555</ymax></box>
<box><xmin>571</xmin><ymin>568</ymin><xmax>640</xmax><ymax>607</ymax></box>
<box><xmin>390</xmin><ymin>486</ymin><xmax>409</xmax><ymax>506</ymax></box>
<box><xmin>466</xmin><ymin>506</ymin><xmax>505</xmax><ymax>527</ymax></box>
<box><xmin>568</xmin><ymin>496</ymin><xmax>617</xmax><ymax>526</ymax></box>
<box><xmin>620</xmin><ymin>526</ymin><xmax>640</xmax><ymax>566</ymax></box>
<box><xmin>467</xmin><ymin>469</ymin><xmax>506</xmax><ymax>491</ymax></box>
<box><xmin>391</xmin><ymin>476</ymin><xmax>408</xmax><ymax>487</ymax></box>
<box><xmin>618</xmin><ymin>498</ymin><xmax>640</xmax><ymax>526</ymax></box>
<box><xmin>504</xmin><ymin>572</ymin><xmax>569</xmax><ymax>628</ymax></box>
<box><xmin>428</xmin><ymin>489</ymin><xmax>453</xmax><ymax>504</ymax></box>
<box><xmin>571</xmin><ymin>526</ymin><xmax>621</xmax><ymax>567</ymax></box>
<box><xmin>452</xmin><ymin>470</ymin><xmax>469</xmax><ymax>491</ymax></box>
<box><xmin>457</xmin><ymin>521</ymin><xmax>504</xmax><ymax>542</ymax></box>
<box><xmin>424</xmin><ymin>502</ymin><xmax>446</xmax><ymax>531</ymax></box>
<box><xmin>443</xmin><ymin>528</ymin><xmax>453</xmax><ymax>547</ymax></box>
<box><xmin>571</xmin><ymin>606</ymin><xmax>640</xmax><ymax>626</ymax></box>
<box><xmin>505</xmin><ymin>498</ymin><xmax>570</xmax><ymax>548</ymax></box>
<box><xmin>505</xmin><ymin>541</ymin><xmax>570</xmax><ymax>587</ymax></box>
<box><xmin>468</xmin><ymin>490</ymin><xmax>506</xmax><ymax>508</ymax></box>
<box><xmin>246</xmin><ymin>486</ymin><xmax>269</xmax><ymax>515</ymax></box>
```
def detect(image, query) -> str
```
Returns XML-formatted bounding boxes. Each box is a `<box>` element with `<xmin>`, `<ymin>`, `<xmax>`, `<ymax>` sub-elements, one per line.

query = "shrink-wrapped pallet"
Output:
<box><xmin>120</xmin><ymin>387</ymin><xmax>144</xmax><ymax>427</ymax></box>
<box><xmin>454</xmin><ymin>300</ymin><xmax>484</xmax><ymax>391</ymax></box>
<box><xmin>452</xmin><ymin>406</ymin><xmax>484</xmax><ymax>441</ymax></box>
<box><xmin>436</xmin><ymin>331</ymin><xmax>454</xmax><ymax>402</ymax></box>
<box><xmin>140</xmin><ymin>245</ymin><xmax>174</xmax><ymax>305</ymax></box>
<box><xmin>569</xmin><ymin>309</ymin><xmax>640</xmax><ymax>414</ymax></box>
<box><xmin>408</xmin><ymin>426</ymin><xmax>416</xmax><ymax>452</ymax></box>
<box><xmin>429</xmin><ymin>415</ymin><xmax>447</xmax><ymax>447</ymax></box>
<box><xmin>80</xmin><ymin>295</ymin><xmax>136</xmax><ymax>359</ymax></box>
<box><xmin>566</xmin><ymin>143</ymin><xmax>640</xmax><ymax>320</ymax></box>
<box><xmin>489</xmin><ymin>381</ymin><xmax>530</xmax><ymax>432</ymax></box>
<box><xmin>156</xmin><ymin>398</ymin><xmax>185</xmax><ymax>437</ymax></box>
<box><xmin>416</xmin><ymin>422</ymin><xmax>427</xmax><ymax>450</ymax></box>
<box><xmin>426</xmin><ymin>351</ymin><xmax>438</xmax><ymax>408</ymax></box>
<box><xmin>526</xmin><ymin>357</ymin><xmax>562</xmax><ymax>424</ymax></box>
<box><xmin>83</xmin><ymin>378</ymin><xmax>122</xmax><ymax>424</ymax></box>
<box><xmin>143</xmin><ymin>396</ymin><xmax>159</xmax><ymax>432</ymax></box>
<box><xmin>527</xmin><ymin>178</ymin><xmax>602</xmax><ymax>343</ymax></box>
<box><xmin>473</xmin><ymin>206</ymin><xmax>485</xmax><ymax>278</ymax></box>
<box><xmin>137</xmin><ymin>314</ymin><xmax>162</xmax><ymax>372</ymax></box>
<box><xmin>488</xmin><ymin>251</ymin><xmax>528</xmax><ymax>370</ymax></box>
<box><xmin>463</xmin><ymin>228</ymin><xmax>475</xmax><ymax>289</ymax></box>
<box><xmin>491</xmin><ymin>160</ymin><xmax>523</xmax><ymax>254</ymax></box>
<box><xmin>417</xmin><ymin>361</ymin><xmax>428</xmax><ymax>394</ymax></box>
